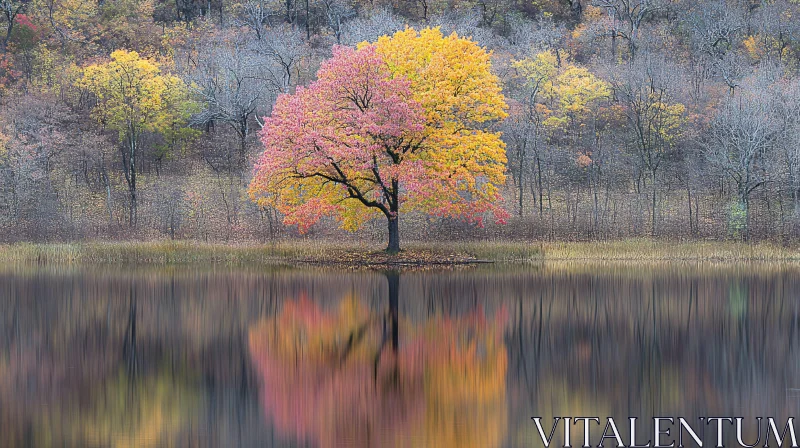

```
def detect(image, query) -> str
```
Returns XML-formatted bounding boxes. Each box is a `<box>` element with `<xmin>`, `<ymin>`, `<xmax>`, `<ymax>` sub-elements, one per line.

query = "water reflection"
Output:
<box><xmin>0</xmin><ymin>263</ymin><xmax>799</xmax><ymax>447</ymax></box>
<box><xmin>247</xmin><ymin>276</ymin><xmax>508</xmax><ymax>447</ymax></box>
<box><xmin>77</xmin><ymin>370</ymin><xmax>200</xmax><ymax>448</ymax></box>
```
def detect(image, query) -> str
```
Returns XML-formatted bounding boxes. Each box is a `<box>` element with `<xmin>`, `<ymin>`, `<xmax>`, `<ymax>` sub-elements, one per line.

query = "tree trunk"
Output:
<box><xmin>386</xmin><ymin>180</ymin><xmax>401</xmax><ymax>253</ymax></box>
<box><xmin>123</xmin><ymin>283</ymin><xmax>138</xmax><ymax>377</ymax></box>
<box><xmin>3</xmin><ymin>21</ymin><xmax>13</xmax><ymax>52</ymax></box>
<box><xmin>129</xmin><ymin>189</ymin><xmax>137</xmax><ymax>226</ymax></box>
<box><xmin>387</xmin><ymin>215</ymin><xmax>400</xmax><ymax>253</ymax></box>
<box><xmin>611</xmin><ymin>31</ymin><xmax>617</xmax><ymax>59</ymax></box>
<box><xmin>239</xmin><ymin>119</ymin><xmax>249</xmax><ymax>168</ymax></box>
<box><xmin>687</xmin><ymin>185</ymin><xmax>693</xmax><ymax>236</ymax></box>
<box><xmin>741</xmin><ymin>193</ymin><xmax>750</xmax><ymax>242</ymax></box>
<box><xmin>651</xmin><ymin>170</ymin><xmax>657</xmax><ymax>237</ymax></box>
<box><xmin>102</xmin><ymin>166</ymin><xmax>113</xmax><ymax>224</ymax></box>
<box><xmin>517</xmin><ymin>143</ymin><xmax>524</xmax><ymax>217</ymax></box>
<box><xmin>305</xmin><ymin>0</ymin><xmax>310</xmax><ymax>40</ymax></box>
<box><xmin>386</xmin><ymin>271</ymin><xmax>399</xmax><ymax>352</ymax></box>
<box><xmin>537</xmin><ymin>155</ymin><xmax>544</xmax><ymax>214</ymax></box>
<box><xmin>129</xmin><ymin>138</ymin><xmax>137</xmax><ymax>227</ymax></box>
<box><xmin>794</xmin><ymin>186</ymin><xmax>800</xmax><ymax>218</ymax></box>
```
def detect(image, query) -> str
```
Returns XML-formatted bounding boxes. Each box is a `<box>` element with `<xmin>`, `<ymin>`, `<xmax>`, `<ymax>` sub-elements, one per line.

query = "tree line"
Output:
<box><xmin>0</xmin><ymin>0</ymin><xmax>799</xmax><ymax>243</ymax></box>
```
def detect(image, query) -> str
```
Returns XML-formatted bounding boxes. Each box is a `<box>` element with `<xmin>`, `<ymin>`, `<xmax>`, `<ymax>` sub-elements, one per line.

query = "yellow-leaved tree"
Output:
<box><xmin>514</xmin><ymin>50</ymin><xmax>610</xmax><ymax>134</ymax></box>
<box><xmin>78</xmin><ymin>50</ymin><xmax>196</xmax><ymax>225</ymax></box>
<box><xmin>368</xmin><ymin>28</ymin><xmax>509</xmax><ymax>220</ymax></box>
<box><xmin>511</xmin><ymin>50</ymin><xmax>611</xmax><ymax>216</ymax></box>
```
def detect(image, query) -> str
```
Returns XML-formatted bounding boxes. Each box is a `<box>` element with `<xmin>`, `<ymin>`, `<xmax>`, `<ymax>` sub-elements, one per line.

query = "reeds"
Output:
<box><xmin>538</xmin><ymin>239</ymin><xmax>800</xmax><ymax>261</ymax></box>
<box><xmin>0</xmin><ymin>239</ymin><xmax>796</xmax><ymax>265</ymax></box>
<box><xmin>0</xmin><ymin>241</ymin><xmax>363</xmax><ymax>265</ymax></box>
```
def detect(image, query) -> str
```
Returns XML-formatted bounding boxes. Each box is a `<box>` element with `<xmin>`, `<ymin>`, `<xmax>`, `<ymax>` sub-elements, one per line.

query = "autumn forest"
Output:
<box><xmin>1</xmin><ymin>0</ymin><xmax>800</xmax><ymax>245</ymax></box>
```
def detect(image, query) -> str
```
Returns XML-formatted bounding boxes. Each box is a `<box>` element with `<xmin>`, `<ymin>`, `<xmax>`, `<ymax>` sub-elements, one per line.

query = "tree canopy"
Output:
<box><xmin>250</xmin><ymin>28</ymin><xmax>508</xmax><ymax>252</ymax></box>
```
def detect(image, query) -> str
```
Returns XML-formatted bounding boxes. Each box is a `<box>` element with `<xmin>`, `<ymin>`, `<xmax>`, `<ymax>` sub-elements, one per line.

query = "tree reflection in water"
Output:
<box><xmin>248</xmin><ymin>272</ymin><xmax>508</xmax><ymax>448</ymax></box>
<box><xmin>2</xmin><ymin>263</ymin><xmax>800</xmax><ymax>447</ymax></box>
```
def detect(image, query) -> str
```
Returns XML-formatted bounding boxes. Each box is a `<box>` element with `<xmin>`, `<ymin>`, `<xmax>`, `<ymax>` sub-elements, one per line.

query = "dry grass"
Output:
<box><xmin>538</xmin><ymin>239</ymin><xmax>800</xmax><ymax>261</ymax></box>
<box><xmin>0</xmin><ymin>239</ymin><xmax>797</xmax><ymax>266</ymax></box>
<box><xmin>406</xmin><ymin>241</ymin><xmax>543</xmax><ymax>262</ymax></box>
<box><xmin>0</xmin><ymin>240</ymin><xmax>540</xmax><ymax>265</ymax></box>
<box><xmin>0</xmin><ymin>241</ymin><xmax>344</xmax><ymax>265</ymax></box>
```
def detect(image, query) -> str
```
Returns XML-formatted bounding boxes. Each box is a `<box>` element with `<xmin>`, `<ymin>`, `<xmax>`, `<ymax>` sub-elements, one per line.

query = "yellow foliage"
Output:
<box><xmin>650</xmin><ymin>99</ymin><xmax>686</xmax><ymax>145</ymax></box>
<box><xmin>79</xmin><ymin>371</ymin><xmax>198</xmax><ymax>448</ymax></box>
<box><xmin>513</xmin><ymin>51</ymin><xmax>609</xmax><ymax>133</ymax></box>
<box><xmin>742</xmin><ymin>33</ymin><xmax>798</xmax><ymax>71</ymax></box>
<box><xmin>552</xmin><ymin>66</ymin><xmax>610</xmax><ymax>118</ymax></box>
<box><xmin>371</xmin><ymin>28</ymin><xmax>508</xmax><ymax>125</ymax></box>
<box><xmin>30</xmin><ymin>43</ymin><xmax>83</xmax><ymax>99</ymax></box>
<box><xmin>249</xmin><ymin>296</ymin><xmax>375</xmax><ymax>363</ymax></box>
<box><xmin>512</xmin><ymin>50</ymin><xmax>558</xmax><ymax>94</ymax></box>
<box><xmin>743</xmin><ymin>35</ymin><xmax>763</xmax><ymax>61</ymax></box>
<box><xmin>32</xmin><ymin>0</ymin><xmax>98</xmax><ymax>40</ymax></box>
<box><xmin>78</xmin><ymin>49</ymin><xmax>196</xmax><ymax>144</ymax></box>
<box><xmin>369</xmin><ymin>27</ymin><xmax>509</xmax><ymax>215</ymax></box>
<box><xmin>0</xmin><ymin>131</ymin><xmax>9</xmax><ymax>160</ymax></box>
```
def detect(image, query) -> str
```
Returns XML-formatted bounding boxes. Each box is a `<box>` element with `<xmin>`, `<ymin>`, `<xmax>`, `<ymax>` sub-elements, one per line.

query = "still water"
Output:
<box><xmin>1</xmin><ymin>262</ymin><xmax>799</xmax><ymax>447</ymax></box>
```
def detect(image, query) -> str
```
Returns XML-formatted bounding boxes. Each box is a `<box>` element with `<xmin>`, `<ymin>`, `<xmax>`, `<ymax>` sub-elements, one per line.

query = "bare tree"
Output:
<box><xmin>431</xmin><ymin>11</ymin><xmax>501</xmax><ymax>49</ymax></box>
<box><xmin>592</xmin><ymin>0</ymin><xmax>669</xmax><ymax>59</ymax></box>
<box><xmin>254</xmin><ymin>24</ymin><xmax>310</xmax><ymax>94</ymax></box>
<box><xmin>185</xmin><ymin>25</ymin><xmax>310</xmax><ymax>162</ymax></box>
<box><xmin>181</xmin><ymin>26</ymin><xmax>309</xmax><ymax>231</ymax></box>
<box><xmin>239</xmin><ymin>0</ymin><xmax>272</xmax><ymax>39</ymax></box>
<box><xmin>703</xmin><ymin>73</ymin><xmax>779</xmax><ymax>239</ymax></box>
<box><xmin>685</xmin><ymin>0</ymin><xmax>743</xmax><ymax>59</ymax></box>
<box><xmin>776</xmin><ymin>78</ymin><xmax>800</xmax><ymax>217</ymax></box>
<box><xmin>320</xmin><ymin>0</ymin><xmax>355</xmax><ymax>44</ymax></box>
<box><xmin>184</xmin><ymin>30</ymin><xmax>273</xmax><ymax>166</ymax></box>
<box><xmin>340</xmin><ymin>8</ymin><xmax>404</xmax><ymax>46</ymax></box>
<box><xmin>680</xmin><ymin>1</ymin><xmax>748</xmax><ymax>95</ymax></box>
<box><xmin>748</xmin><ymin>0</ymin><xmax>800</xmax><ymax>66</ymax></box>
<box><xmin>509</xmin><ymin>16</ymin><xmax>567</xmax><ymax>61</ymax></box>
<box><xmin>503</xmin><ymin>107</ymin><xmax>542</xmax><ymax>217</ymax></box>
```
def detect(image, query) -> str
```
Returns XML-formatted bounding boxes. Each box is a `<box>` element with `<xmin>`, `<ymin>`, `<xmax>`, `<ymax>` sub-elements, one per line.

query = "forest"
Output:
<box><xmin>1</xmin><ymin>0</ymin><xmax>799</xmax><ymax>244</ymax></box>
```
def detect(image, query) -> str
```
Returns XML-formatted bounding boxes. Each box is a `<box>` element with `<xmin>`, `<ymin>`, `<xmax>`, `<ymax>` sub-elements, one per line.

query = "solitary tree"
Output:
<box><xmin>79</xmin><ymin>50</ymin><xmax>195</xmax><ymax>225</ymax></box>
<box><xmin>250</xmin><ymin>29</ymin><xmax>508</xmax><ymax>252</ymax></box>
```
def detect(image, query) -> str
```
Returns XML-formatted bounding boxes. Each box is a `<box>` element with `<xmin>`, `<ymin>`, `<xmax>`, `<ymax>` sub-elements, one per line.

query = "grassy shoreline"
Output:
<box><xmin>0</xmin><ymin>241</ymin><xmax>539</xmax><ymax>265</ymax></box>
<box><xmin>1</xmin><ymin>239</ymin><xmax>800</xmax><ymax>265</ymax></box>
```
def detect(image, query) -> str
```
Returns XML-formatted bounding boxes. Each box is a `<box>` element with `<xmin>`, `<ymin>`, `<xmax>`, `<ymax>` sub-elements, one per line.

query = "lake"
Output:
<box><xmin>0</xmin><ymin>262</ymin><xmax>798</xmax><ymax>447</ymax></box>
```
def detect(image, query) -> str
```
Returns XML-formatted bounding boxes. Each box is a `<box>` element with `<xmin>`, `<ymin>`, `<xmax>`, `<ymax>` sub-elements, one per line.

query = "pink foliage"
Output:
<box><xmin>15</xmin><ymin>15</ymin><xmax>36</xmax><ymax>33</ymax></box>
<box><xmin>252</xmin><ymin>45</ymin><xmax>425</xmax><ymax>231</ymax></box>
